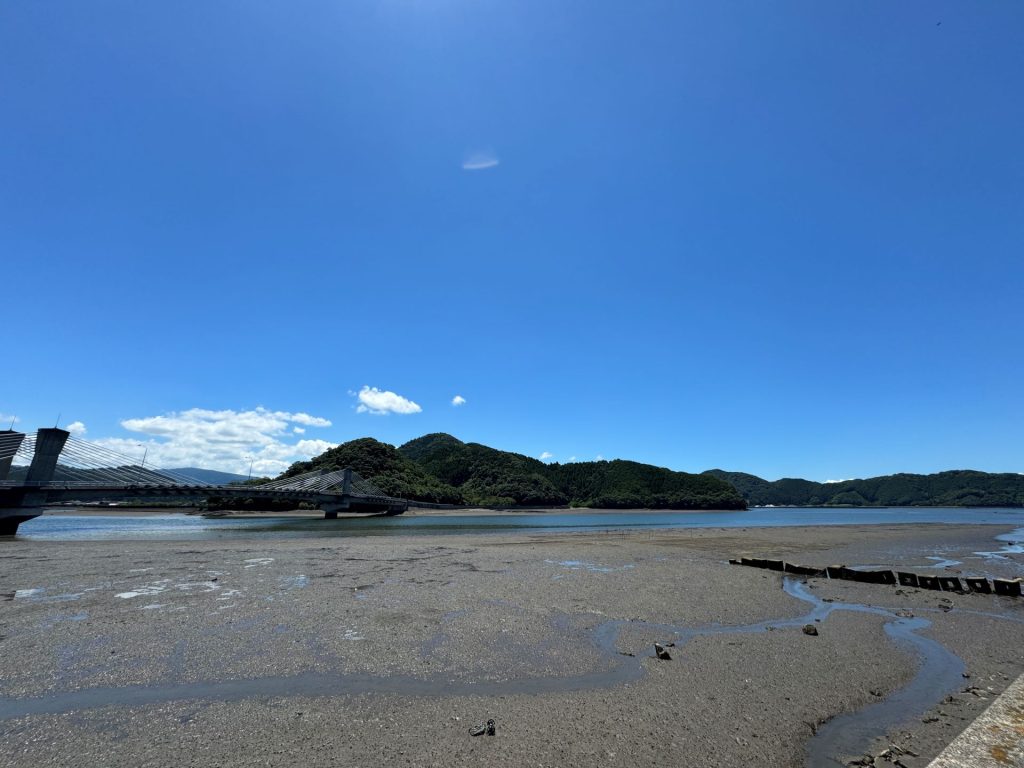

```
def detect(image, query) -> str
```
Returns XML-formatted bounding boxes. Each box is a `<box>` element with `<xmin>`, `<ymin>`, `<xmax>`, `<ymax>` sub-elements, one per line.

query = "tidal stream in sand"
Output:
<box><xmin>3</xmin><ymin>577</ymin><xmax>1017</xmax><ymax>767</ymax></box>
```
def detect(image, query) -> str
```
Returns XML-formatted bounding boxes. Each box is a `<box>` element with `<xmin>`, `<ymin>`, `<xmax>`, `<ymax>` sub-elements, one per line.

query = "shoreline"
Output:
<box><xmin>38</xmin><ymin>504</ymin><xmax>1024</xmax><ymax>519</ymax></box>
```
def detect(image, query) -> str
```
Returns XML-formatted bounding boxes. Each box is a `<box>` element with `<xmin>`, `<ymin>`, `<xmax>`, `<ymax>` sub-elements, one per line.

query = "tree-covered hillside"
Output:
<box><xmin>398</xmin><ymin>434</ymin><xmax>566</xmax><ymax>506</ymax></box>
<box><xmin>397</xmin><ymin>433</ymin><xmax>744</xmax><ymax>508</ymax></box>
<box><xmin>281</xmin><ymin>437</ymin><xmax>462</xmax><ymax>503</ymax></box>
<box><xmin>703</xmin><ymin>469</ymin><xmax>1024</xmax><ymax>507</ymax></box>
<box><xmin>278</xmin><ymin>433</ymin><xmax>746</xmax><ymax>509</ymax></box>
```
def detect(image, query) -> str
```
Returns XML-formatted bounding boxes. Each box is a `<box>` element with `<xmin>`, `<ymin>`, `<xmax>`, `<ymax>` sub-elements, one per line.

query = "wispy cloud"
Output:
<box><xmin>823</xmin><ymin>478</ymin><xmax>852</xmax><ymax>484</ymax></box>
<box><xmin>0</xmin><ymin>413</ymin><xmax>19</xmax><ymax>426</ymax></box>
<box><xmin>451</xmin><ymin>395</ymin><xmax>467</xmax><ymax>407</ymax></box>
<box><xmin>66</xmin><ymin>421</ymin><xmax>87</xmax><ymax>437</ymax></box>
<box><xmin>290</xmin><ymin>412</ymin><xmax>331</xmax><ymax>427</ymax></box>
<box><xmin>95</xmin><ymin>406</ymin><xmax>334</xmax><ymax>476</ymax></box>
<box><xmin>539</xmin><ymin>451</ymin><xmax>554</xmax><ymax>461</ymax></box>
<box><xmin>462</xmin><ymin>150</ymin><xmax>499</xmax><ymax>171</ymax></box>
<box><xmin>354</xmin><ymin>386</ymin><xmax>422</xmax><ymax>416</ymax></box>
<box><xmin>595</xmin><ymin>454</ymin><xmax>605</xmax><ymax>461</ymax></box>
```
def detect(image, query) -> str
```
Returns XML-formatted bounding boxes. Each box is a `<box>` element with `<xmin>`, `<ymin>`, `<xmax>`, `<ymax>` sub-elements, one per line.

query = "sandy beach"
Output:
<box><xmin>2</xmin><ymin>521</ymin><xmax>1023</xmax><ymax>767</ymax></box>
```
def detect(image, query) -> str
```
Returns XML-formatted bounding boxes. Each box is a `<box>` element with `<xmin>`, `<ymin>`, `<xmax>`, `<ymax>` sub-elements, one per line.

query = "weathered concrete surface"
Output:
<box><xmin>927</xmin><ymin>673</ymin><xmax>1024</xmax><ymax>768</ymax></box>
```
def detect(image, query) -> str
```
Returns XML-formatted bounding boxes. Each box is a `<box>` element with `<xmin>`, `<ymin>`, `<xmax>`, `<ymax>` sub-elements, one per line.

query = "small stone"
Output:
<box><xmin>802</xmin><ymin>624</ymin><xmax>818</xmax><ymax>636</ymax></box>
<box><xmin>654</xmin><ymin>643</ymin><xmax>672</xmax><ymax>660</ymax></box>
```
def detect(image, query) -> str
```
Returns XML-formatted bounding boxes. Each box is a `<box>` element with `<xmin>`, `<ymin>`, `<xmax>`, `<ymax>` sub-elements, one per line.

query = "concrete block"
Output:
<box><xmin>784</xmin><ymin>563</ymin><xmax>825</xmax><ymax>577</ymax></box>
<box><xmin>938</xmin><ymin>576</ymin><xmax>964</xmax><ymax>593</ymax></box>
<box><xmin>858</xmin><ymin>569</ymin><xmax>896</xmax><ymax>585</ymax></box>
<box><xmin>765</xmin><ymin>559</ymin><xmax>784</xmax><ymax>571</ymax></box>
<box><xmin>965</xmin><ymin>577</ymin><xmax>991</xmax><ymax>594</ymax></box>
<box><xmin>897</xmin><ymin>572</ymin><xmax>919</xmax><ymax>587</ymax></box>
<box><xmin>826</xmin><ymin>565</ymin><xmax>853</xmax><ymax>580</ymax></box>
<box><xmin>918</xmin><ymin>575</ymin><xmax>941</xmax><ymax>590</ymax></box>
<box><xmin>993</xmin><ymin>579</ymin><xmax>1022</xmax><ymax>597</ymax></box>
<box><xmin>875</xmin><ymin>570</ymin><xmax>897</xmax><ymax>585</ymax></box>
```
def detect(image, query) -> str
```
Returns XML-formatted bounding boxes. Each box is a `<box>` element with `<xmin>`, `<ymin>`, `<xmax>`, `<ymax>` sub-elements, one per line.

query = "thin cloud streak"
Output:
<box><xmin>462</xmin><ymin>151</ymin><xmax>499</xmax><ymax>171</ymax></box>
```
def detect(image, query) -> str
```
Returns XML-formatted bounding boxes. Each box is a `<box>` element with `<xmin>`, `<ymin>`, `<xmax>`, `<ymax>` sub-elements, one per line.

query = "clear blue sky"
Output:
<box><xmin>2</xmin><ymin>1</ymin><xmax>1022</xmax><ymax>480</ymax></box>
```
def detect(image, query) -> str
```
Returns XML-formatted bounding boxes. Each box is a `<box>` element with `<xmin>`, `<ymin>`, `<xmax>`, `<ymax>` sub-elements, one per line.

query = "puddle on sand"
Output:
<box><xmin>278</xmin><ymin>575</ymin><xmax>309</xmax><ymax>590</ymax></box>
<box><xmin>0</xmin><ymin>579</ymin><xmax>981</xmax><ymax>768</ymax></box>
<box><xmin>974</xmin><ymin>527</ymin><xmax>1024</xmax><ymax>566</ymax></box>
<box><xmin>545</xmin><ymin>559</ymin><xmax>636</xmax><ymax>574</ymax></box>
<box><xmin>13</xmin><ymin>588</ymin><xmax>84</xmax><ymax>604</ymax></box>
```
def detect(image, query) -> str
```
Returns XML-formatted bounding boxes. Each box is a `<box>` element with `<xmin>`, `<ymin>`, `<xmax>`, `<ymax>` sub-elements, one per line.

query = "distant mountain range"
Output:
<box><xmin>10</xmin><ymin>439</ymin><xmax>1019</xmax><ymax>509</ymax></box>
<box><xmin>279</xmin><ymin>434</ymin><xmax>1023</xmax><ymax>509</ymax></box>
<box><xmin>702</xmin><ymin>469</ymin><xmax>1024</xmax><ymax>508</ymax></box>
<box><xmin>167</xmin><ymin>467</ymin><xmax>250</xmax><ymax>485</ymax></box>
<box><xmin>6</xmin><ymin>465</ymin><xmax>250</xmax><ymax>486</ymax></box>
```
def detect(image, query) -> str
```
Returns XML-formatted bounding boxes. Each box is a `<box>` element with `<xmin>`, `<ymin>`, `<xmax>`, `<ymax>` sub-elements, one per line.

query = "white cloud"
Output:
<box><xmin>0</xmin><ymin>413</ymin><xmax>19</xmax><ymax>426</ymax></box>
<box><xmin>539</xmin><ymin>451</ymin><xmax>554</xmax><ymax>461</ymax></box>
<box><xmin>290</xmin><ymin>412</ymin><xmax>331</xmax><ymax>427</ymax></box>
<box><xmin>451</xmin><ymin>395</ymin><xmax>467</xmax><ymax>407</ymax></box>
<box><xmin>94</xmin><ymin>407</ymin><xmax>336</xmax><ymax>476</ymax></box>
<box><xmin>354</xmin><ymin>386</ymin><xmax>422</xmax><ymax>416</ymax></box>
<box><xmin>568</xmin><ymin>456</ymin><xmax>577</xmax><ymax>463</ymax></box>
<box><xmin>66</xmin><ymin>421</ymin><xmax>87</xmax><ymax>437</ymax></box>
<box><xmin>462</xmin><ymin>150</ymin><xmax>499</xmax><ymax>171</ymax></box>
<box><xmin>293</xmin><ymin>426</ymin><xmax>305</xmax><ymax>434</ymax></box>
<box><xmin>595</xmin><ymin>454</ymin><xmax>605</xmax><ymax>461</ymax></box>
<box><xmin>824</xmin><ymin>478</ymin><xmax>852</xmax><ymax>484</ymax></box>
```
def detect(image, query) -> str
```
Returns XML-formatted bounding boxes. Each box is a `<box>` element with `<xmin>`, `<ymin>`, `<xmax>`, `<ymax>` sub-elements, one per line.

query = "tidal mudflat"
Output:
<box><xmin>2</xmin><ymin>522</ymin><xmax>1023</xmax><ymax>767</ymax></box>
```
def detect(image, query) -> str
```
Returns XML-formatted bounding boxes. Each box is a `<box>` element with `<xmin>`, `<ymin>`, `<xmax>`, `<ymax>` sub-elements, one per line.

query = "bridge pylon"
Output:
<box><xmin>25</xmin><ymin>428</ymin><xmax>70</xmax><ymax>484</ymax></box>
<box><xmin>0</xmin><ymin>431</ymin><xmax>26</xmax><ymax>483</ymax></box>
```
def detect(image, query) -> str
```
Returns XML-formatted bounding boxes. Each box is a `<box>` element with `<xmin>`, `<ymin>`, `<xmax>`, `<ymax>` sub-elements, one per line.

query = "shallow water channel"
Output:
<box><xmin>1</xmin><ymin>576</ymin><xmax>1002</xmax><ymax>766</ymax></box>
<box><xmin>15</xmin><ymin>507</ymin><xmax>1024</xmax><ymax>541</ymax></box>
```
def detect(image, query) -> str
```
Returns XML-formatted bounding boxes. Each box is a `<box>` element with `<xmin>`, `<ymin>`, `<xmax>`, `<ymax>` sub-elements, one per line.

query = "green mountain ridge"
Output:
<box><xmin>277</xmin><ymin>434</ymin><xmax>1022</xmax><ymax>509</ymax></box>
<box><xmin>702</xmin><ymin>469</ymin><xmax>1024</xmax><ymax>508</ymax></box>
<box><xmin>280</xmin><ymin>433</ymin><xmax>745</xmax><ymax>509</ymax></box>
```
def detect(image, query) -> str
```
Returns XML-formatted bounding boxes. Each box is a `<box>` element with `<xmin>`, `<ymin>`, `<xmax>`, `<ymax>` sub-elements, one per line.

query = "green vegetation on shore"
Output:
<box><xmin>279</xmin><ymin>433</ymin><xmax>746</xmax><ymax>510</ymax></box>
<box><xmin>703</xmin><ymin>469</ymin><xmax>1024</xmax><ymax>508</ymax></box>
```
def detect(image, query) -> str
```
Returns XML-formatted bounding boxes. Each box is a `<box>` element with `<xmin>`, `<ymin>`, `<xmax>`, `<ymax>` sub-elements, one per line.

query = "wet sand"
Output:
<box><xmin>2</xmin><ymin>523</ymin><xmax>1022</xmax><ymax>767</ymax></box>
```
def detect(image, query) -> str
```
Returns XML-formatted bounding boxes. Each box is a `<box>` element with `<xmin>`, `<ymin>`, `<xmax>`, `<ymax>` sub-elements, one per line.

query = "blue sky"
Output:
<box><xmin>2</xmin><ymin>1</ymin><xmax>1022</xmax><ymax>480</ymax></box>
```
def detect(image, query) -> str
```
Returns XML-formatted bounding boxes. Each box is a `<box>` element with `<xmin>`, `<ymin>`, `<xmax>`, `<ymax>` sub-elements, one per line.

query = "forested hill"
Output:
<box><xmin>279</xmin><ymin>433</ymin><xmax>745</xmax><ymax>509</ymax></box>
<box><xmin>703</xmin><ymin>469</ymin><xmax>1024</xmax><ymax>508</ymax></box>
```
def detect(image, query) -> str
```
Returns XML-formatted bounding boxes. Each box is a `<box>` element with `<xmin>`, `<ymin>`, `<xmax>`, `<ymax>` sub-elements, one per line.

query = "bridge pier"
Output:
<box><xmin>0</xmin><ymin>510</ymin><xmax>40</xmax><ymax>536</ymax></box>
<box><xmin>321</xmin><ymin>501</ymin><xmax>348</xmax><ymax>519</ymax></box>
<box><xmin>0</xmin><ymin>429</ymin><xmax>70</xmax><ymax>536</ymax></box>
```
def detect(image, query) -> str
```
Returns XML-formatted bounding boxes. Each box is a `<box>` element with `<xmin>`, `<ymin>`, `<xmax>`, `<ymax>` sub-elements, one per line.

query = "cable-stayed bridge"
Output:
<box><xmin>0</xmin><ymin>428</ymin><xmax>407</xmax><ymax>535</ymax></box>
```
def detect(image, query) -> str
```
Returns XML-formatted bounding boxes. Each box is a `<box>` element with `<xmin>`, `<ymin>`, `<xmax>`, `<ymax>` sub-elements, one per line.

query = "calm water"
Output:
<box><xmin>12</xmin><ymin>507</ymin><xmax>1024</xmax><ymax>541</ymax></box>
